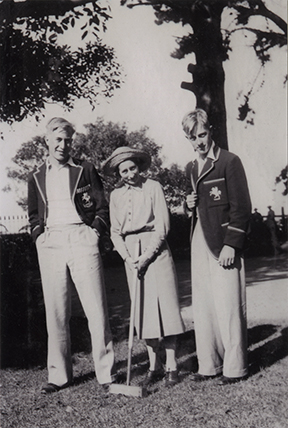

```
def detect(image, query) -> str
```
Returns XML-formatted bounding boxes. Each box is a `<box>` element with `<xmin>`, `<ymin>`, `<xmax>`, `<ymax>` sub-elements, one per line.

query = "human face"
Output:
<box><xmin>46</xmin><ymin>128</ymin><xmax>73</xmax><ymax>165</ymax></box>
<box><xmin>118</xmin><ymin>160</ymin><xmax>141</xmax><ymax>186</ymax></box>
<box><xmin>186</xmin><ymin>124</ymin><xmax>212</xmax><ymax>159</ymax></box>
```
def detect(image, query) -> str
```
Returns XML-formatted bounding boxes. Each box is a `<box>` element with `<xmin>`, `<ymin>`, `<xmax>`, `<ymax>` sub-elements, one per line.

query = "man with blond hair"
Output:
<box><xmin>28</xmin><ymin>117</ymin><xmax>115</xmax><ymax>393</ymax></box>
<box><xmin>183</xmin><ymin>109</ymin><xmax>251</xmax><ymax>385</ymax></box>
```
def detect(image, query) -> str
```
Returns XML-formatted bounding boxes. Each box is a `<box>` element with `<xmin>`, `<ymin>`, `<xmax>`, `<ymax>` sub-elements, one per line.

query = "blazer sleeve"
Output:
<box><xmin>110</xmin><ymin>190</ymin><xmax>131</xmax><ymax>261</ymax></box>
<box><xmin>185</xmin><ymin>162</ymin><xmax>193</xmax><ymax>195</ymax></box>
<box><xmin>223</xmin><ymin>155</ymin><xmax>252</xmax><ymax>250</ymax></box>
<box><xmin>183</xmin><ymin>162</ymin><xmax>195</xmax><ymax>217</ymax></box>
<box><xmin>89</xmin><ymin>165</ymin><xmax>110</xmax><ymax>236</ymax></box>
<box><xmin>27</xmin><ymin>172</ymin><xmax>42</xmax><ymax>241</ymax></box>
<box><xmin>183</xmin><ymin>162</ymin><xmax>194</xmax><ymax>215</ymax></box>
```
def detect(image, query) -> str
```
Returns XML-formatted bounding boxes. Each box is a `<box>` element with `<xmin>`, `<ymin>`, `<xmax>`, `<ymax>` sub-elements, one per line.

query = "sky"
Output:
<box><xmin>0</xmin><ymin>0</ymin><xmax>287</xmax><ymax>217</ymax></box>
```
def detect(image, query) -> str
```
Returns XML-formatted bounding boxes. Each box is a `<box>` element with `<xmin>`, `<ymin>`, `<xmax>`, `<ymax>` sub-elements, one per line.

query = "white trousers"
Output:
<box><xmin>192</xmin><ymin>221</ymin><xmax>248</xmax><ymax>378</ymax></box>
<box><xmin>36</xmin><ymin>224</ymin><xmax>114</xmax><ymax>386</ymax></box>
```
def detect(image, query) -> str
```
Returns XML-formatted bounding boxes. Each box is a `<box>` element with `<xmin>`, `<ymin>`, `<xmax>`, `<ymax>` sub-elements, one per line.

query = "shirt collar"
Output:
<box><xmin>46</xmin><ymin>156</ymin><xmax>76</xmax><ymax>170</ymax></box>
<box><xmin>118</xmin><ymin>177</ymin><xmax>145</xmax><ymax>193</ymax></box>
<box><xmin>198</xmin><ymin>141</ymin><xmax>216</xmax><ymax>162</ymax></box>
<box><xmin>207</xmin><ymin>141</ymin><xmax>216</xmax><ymax>160</ymax></box>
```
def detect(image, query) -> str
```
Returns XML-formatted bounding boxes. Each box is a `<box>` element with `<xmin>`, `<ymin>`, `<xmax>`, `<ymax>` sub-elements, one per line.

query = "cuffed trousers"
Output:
<box><xmin>191</xmin><ymin>221</ymin><xmax>248</xmax><ymax>378</ymax></box>
<box><xmin>36</xmin><ymin>224</ymin><xmax>114</xmax><ymax>386</ymax></box>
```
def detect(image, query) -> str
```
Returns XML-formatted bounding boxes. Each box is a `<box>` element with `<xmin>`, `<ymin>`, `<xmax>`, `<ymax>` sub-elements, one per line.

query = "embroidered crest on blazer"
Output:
<box><xmin>28</xmin><ymin>158</ymin><xmax>109</xmax><ymax>242</ymax></box>
<box><xmin>185</xmin><ymin>145</ymin><xmax>251</xmax><ymax>258</ymax></box>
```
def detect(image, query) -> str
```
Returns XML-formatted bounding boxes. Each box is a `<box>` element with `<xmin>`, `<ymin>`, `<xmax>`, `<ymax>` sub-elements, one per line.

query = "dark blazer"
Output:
<box><xmin>28</xmin><ymin>158</ymin><xmax>109</xmax><ymax>242</ymax></box>
<box><xmin>185</xmin><ymin>145</ymin><xmax>251</xmax><ymax>258</ymax></box>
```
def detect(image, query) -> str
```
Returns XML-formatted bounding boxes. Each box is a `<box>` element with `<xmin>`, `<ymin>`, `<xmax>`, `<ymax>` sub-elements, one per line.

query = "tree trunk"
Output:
<box><xmin>181</xmin><ymin>3</ymin><xmax>228</xmax><ymax>150</ymax></box>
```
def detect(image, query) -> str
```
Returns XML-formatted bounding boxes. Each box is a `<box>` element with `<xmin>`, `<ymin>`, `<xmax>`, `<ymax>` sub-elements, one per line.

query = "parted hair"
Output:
<box><xmin>182</xmin><ymin>108</ymin><xmax>210</xmax><ymax>137</ymax></box>
<box><xmin>46</xmin><ymin>117</ymin><xmax>75</xmax><ymax>137</ymax></box>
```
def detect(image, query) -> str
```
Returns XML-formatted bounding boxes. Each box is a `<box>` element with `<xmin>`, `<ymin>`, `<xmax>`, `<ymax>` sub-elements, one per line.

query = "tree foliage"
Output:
<box><xmin>7</xmin><ymin>136</ymin><xmax>48</xmax><ymax>184</ymax></box>
<box><xmin>0</xmin><ymin>0</ymin><xmax>122</xmax><ymax>123</ymax></box>
<box><xmin>275</xmin><ymin>166</ymin><xmax>288</xmax><ymax>196</ymax></box>
<box><xmin>122</xmin><ymin>0</ymin><xmax>287</xmax><ymax>149</ymax></box>
<box><xmin>5</xmin><ymin>118</ymin><xmax>186</xmax><ymax>210</ymax></box>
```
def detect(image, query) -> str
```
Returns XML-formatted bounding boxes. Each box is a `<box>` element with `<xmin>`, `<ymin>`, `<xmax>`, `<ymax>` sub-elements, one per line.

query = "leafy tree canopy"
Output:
<box><xmin>122</xmin><ymin>0</ymin><xmax>287</xmax><ymax>148</ymax></box>
<box><xmin>5</xmin><ymin>118</ymin><xmax>186</xmax><ymax>210</ymax></box>
<box><xmin>0</xmin><ymin>0</ymin><xmax>122</xmax><ymax>124</ymax></box>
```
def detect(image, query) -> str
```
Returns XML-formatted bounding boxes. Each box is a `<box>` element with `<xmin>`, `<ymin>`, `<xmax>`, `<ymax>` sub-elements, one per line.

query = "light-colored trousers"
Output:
<box><xmin>192</xmin><ymin>221</ymin><xmax>248</xmax><ymax>378</ymax></box>
<box><xmin>36</xmin><ymin>224</ymin><xmax>114</xmax><ymax>386</ymax></box>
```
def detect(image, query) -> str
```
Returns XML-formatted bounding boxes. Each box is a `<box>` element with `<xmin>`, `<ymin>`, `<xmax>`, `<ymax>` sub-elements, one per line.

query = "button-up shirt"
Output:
<box><xmin>198</xmin><ymin>141</ymin><xmax>216</xmax><ymax>176</ymax></box>
<box><xmin>110</xmin><ymin>178</ymin><xmax>169</xmax><ymax>260</ymax></box>
<box><xmin>46</xmin><ymin>157</ymin><xmax>83</xmax><ymax>227</ymax></box>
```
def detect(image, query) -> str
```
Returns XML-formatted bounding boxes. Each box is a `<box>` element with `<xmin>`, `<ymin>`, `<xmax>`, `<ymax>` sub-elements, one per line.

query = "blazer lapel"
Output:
<box><xmin>197</xmin><ymin>158</ymin><xmax>213</xmax><ymax>183</ymax></box>
<box><xmin>33</xmin><ymin>163</ymin><xmax>47</xmax><ymax>204</ymax></box>
<box><xmin>69</xmin><ymin>163</ymin><xmax>83</xmax><ymax>200</ymax></box>
<box><xmin>196</xmin><ymin>145</ymin><xmax>220</xmax><ymax>186</ymax></box>
<box><xmin>191</xmin><ymin>160</ymin><xmax>198</xmax><ymax>192</ymax></box>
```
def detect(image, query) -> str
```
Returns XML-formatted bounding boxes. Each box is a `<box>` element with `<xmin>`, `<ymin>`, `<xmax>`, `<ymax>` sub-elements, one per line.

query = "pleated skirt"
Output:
<box><xmin>124</xmin><ymin>231</ymin><xmax>184</xmax><ymax>339</ymax></box>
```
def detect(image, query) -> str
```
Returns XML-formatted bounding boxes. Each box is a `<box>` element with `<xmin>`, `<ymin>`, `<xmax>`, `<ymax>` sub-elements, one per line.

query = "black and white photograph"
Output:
<box><xmin>0</xmin><ymin>1</ymin><xmax>287</xmax><ymax>427</ymax></box>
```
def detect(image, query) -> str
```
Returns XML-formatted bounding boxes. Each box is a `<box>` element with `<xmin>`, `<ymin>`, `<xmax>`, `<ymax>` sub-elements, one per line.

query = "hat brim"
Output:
<box><xmin>102</xmin><ymin>149</ymin><xmax>151</xmax><ymax>176</ymax></box>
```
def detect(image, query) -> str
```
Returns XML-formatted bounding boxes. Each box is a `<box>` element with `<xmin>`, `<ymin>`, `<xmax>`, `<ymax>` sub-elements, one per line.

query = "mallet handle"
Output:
<box><xmin>127</xmin><ymin>239</ymin><xmax>140</xmax><ymax>386</ymax></box>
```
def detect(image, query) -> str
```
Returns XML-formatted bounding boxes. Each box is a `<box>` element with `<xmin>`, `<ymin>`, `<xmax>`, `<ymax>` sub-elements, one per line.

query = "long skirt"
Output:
<box><xmin>124</xmin><ymin>231</ymin><xmax>184</xmax><ymax>339</ymax></box>
<box><xmin>192</xmin><ymin>220</ymin><xmax>248</xmax><ymax>378</ymax></box>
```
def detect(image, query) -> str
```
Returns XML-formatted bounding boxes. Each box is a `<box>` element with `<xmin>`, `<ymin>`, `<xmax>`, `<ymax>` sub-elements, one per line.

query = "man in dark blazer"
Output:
<box><xmin>183</xmin><ymin>109</ymin><xmax>251</xmax><ymax>385</ymax></box>
<box><xmin>28</xmin><ymin>117</ymin><xmax>115</xmax><ymax>394</ymax></box>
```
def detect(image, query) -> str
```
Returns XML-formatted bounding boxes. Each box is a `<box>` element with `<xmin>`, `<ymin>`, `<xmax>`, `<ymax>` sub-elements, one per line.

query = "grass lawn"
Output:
<box><xmin>1</xmin><ymin>254</ymin><xmax>288</xmax><ymax>428</ymax></box>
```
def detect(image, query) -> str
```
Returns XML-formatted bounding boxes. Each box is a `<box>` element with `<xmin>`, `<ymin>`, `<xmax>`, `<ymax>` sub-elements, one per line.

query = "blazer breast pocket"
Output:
<box><xmin>76</xmin><ymin>184</ymin><xmax>95</xmax><ymax>210</ymax></box>
<box><xmin>204</xmin><ymin>178</ymin><xmax>228</xmax><ymax>207</ymax></box>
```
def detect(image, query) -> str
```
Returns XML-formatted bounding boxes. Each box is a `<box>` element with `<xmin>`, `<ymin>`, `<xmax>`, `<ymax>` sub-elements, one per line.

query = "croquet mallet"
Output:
<box><xmin>109</xmin><ymin>240</ymin><xmax>147</xmax><ymax>397</ymax></box>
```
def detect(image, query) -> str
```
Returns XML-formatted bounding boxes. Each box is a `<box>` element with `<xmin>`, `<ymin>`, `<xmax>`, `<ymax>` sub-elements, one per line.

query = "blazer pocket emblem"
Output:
<box><xmin>209</xmin><ymin>186</ymin><xmax>222</xmax><ymax>201</ymax></box>
<box><xmin>81</xmin><ymin>191</ymin><xmax>93</xmax><ymax>208</ymax></box>
<box><xmin>204</xmin><ymin>178</ymin><xmax>228</xmax><ymax>207</ymax></box>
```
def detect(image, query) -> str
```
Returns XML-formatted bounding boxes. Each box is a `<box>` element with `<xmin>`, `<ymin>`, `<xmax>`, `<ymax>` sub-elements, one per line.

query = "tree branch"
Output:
<box><xmin>226</xmin><ymin>26</ymin><xmax>286</xmax><ymax>41</ymax></box>
<box><xmin>257</xmin><ymin>0</ymin><xmax>287</xmax><ymax>35</ymax></box>
<box><xmin>230</xmin><ymin>0</ymin><xmax>287</xmax><ymax>36</ymax></box>
<box><xmin>0</xmin><ymin>0</ymin><xmax>106</xmax><ymax>26</ymax></box>
<box><xmin>124</xmin><ymin>1</ymin><xmax>287</xmax><ymax>36</ymax></box>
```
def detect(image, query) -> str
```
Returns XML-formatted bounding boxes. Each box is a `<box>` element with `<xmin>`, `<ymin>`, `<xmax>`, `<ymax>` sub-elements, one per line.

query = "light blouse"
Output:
<box><xmin>110</xmin><ymin>178</ymin><xmax>170</xmax><ymax>261</ymax></box>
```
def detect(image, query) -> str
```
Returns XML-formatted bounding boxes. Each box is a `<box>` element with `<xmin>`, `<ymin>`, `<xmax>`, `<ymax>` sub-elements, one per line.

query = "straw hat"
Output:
<box><xmin>102</xmin><ymin>146</ymin><xmax>151</xmax><ymax>176</ymax></box>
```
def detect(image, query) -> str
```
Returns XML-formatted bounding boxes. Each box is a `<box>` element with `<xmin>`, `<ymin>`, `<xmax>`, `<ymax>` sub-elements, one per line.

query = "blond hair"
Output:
<box><xmin>182</xmin><ymin>109</ymin><xmax>210</xmax><ymax>137</ymax></box>
<box><xmin>46</xmin><ymin>117</ymin><xmax>75</xmax><ymax>137</ymax></box>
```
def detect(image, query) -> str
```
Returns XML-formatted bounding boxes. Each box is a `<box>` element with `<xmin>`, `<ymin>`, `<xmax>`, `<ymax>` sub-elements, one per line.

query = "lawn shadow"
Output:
<box><xmin>248</xmin><ymin>325</ymin><xmax>288</xmax><ymax>375</ymax></box>
<box><xmin>113</xmin><ymin>329</ymin><xmax>198</xmax><ymax>380</ymax></box>
<box><xmin>176</xmin><ymin>330</ymin><xmax>198</xmax><ymax>374</ymax></box>
<box><xmin>2</xmin><ymin>254</ymin><xmax>287</xmax><ymax>377</ymax></box>
<box><xmin>72</xmin><ymin>371</ymin><xmax>96</xmax><ymax>386</ymax></box>
<box><xmin>245</xmin><ymin>254</ymin><xmax>288</xmax><ymax>285</ymax></box>
<box><xmin>64</xmin><ymin>323</ymin><xmax>288</xmax><ymax>388</ymax></box>
<box><xmin>248</xmin><ymin>324</ymin><xmax>278</xmax><ymax>347</ymax></box>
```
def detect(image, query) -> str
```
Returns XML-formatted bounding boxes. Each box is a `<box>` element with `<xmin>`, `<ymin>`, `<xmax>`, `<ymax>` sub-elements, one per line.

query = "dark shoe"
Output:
<box><xmin>41</xmin><ymin>381</ymin><xmax>71</xmax><ymax>394</ymax></box>
<box><xmin>101</xmin><ymin>383</ymin><xmax>111</xmax><ymax>392</ymax></box>
<box><xmin>101</xmin><ymin>373</ymin><xmax>118</xmax><ymax>392</ymax></box>
<box><xmin>101</xmin><ymin>372</ymin><xmax>125</xmax><ymax>392</ymax></box>
<box><xmin>41</xmin><ymin>383</ymin><xmax>62</xmax><ymax>394</ymax></box>
<box><xmin>164</xmin><ymin>370</ymin><xmax>179</xmax><ymax>387</ymax></box>
<box><xmin>190</xmin><ymin>373</ymin><xmax>218</xmax><ymax>382</ymax></box>
<box><xmin>217</xmin><ymin>375</ymin><xmax>247</xmax><ymax>385</ymax></box>
<box><xmin>141</xmin><ymin>370</ymin><xmax>164</xmax><ymax>387</ymax></box>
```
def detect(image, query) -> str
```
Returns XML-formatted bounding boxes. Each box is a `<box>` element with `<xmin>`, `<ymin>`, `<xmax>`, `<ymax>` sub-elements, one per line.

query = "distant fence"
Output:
<box><xmin>0</xmin><ymin>214</ymin><xmax>29</xmax><ymax>234</ymax></box>
<box><xmin>0</xmin><ymin>212</ymin><xmax>286</xmax><ymax>240</ymax></box>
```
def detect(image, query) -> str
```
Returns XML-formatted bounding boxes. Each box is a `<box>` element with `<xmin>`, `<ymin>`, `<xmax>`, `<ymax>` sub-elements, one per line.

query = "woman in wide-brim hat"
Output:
<box><xmin>103</xmin><ymin>146</ymin><xmax>184</xmax><ymax>387</ymax></box>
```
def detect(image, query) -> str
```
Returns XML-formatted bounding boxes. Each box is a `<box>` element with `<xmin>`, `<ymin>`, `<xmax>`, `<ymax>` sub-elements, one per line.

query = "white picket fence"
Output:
<box><xmin>0</xmin><ymin>214</ymin><xmax>29</xmax><ymax>234</ymax></box>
